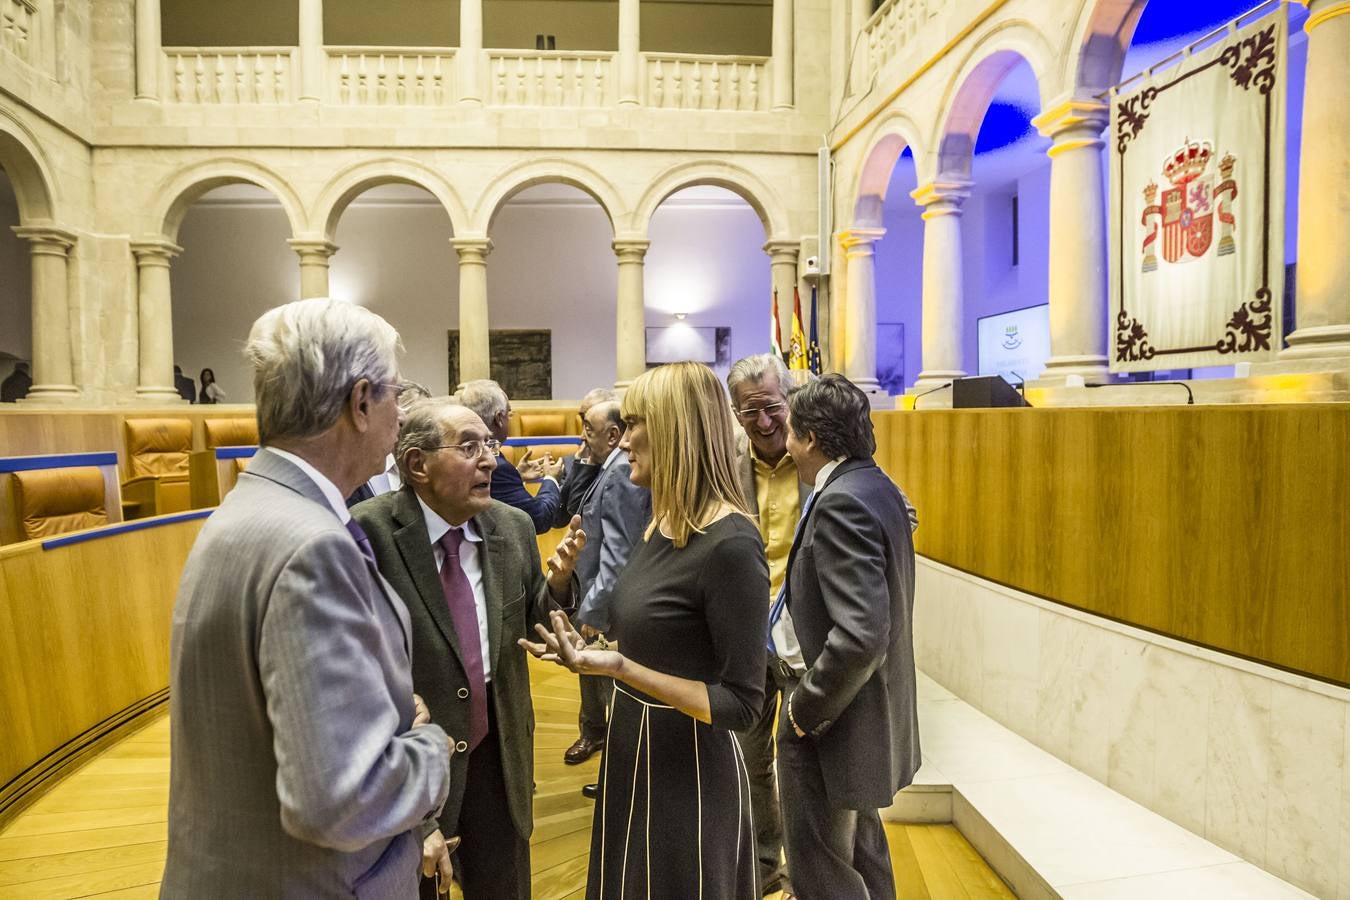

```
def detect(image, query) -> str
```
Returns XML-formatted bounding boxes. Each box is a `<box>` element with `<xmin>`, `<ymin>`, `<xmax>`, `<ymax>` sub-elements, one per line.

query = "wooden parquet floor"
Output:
<box><xmin>0</xmin><ymin>658</ymin><xmax>1012</xmax><ymax>899</ymax></box>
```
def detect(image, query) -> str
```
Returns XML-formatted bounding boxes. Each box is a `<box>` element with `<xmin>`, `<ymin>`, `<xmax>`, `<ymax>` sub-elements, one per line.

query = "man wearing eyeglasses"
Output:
<box><xmin>352</xmin><ymin>397</ymin><xmax>586</xmax><ymax>899</ymax></box>
<box><xmin>726</xmin><ymin>352</ymin><xmax>808</xmax><ymax>899</ymax></box>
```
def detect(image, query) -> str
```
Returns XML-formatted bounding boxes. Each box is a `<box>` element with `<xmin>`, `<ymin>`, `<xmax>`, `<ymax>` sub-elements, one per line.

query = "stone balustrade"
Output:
<box><xmin>643</xmin><ymin>53</ymin><xmax>769</xmax><ymax>111</ymax></box>
<box><xmin>329</xmin><ymin>47</ymin><xmax>456</xmax><ymax>106</ymax></box>
<box><xmin>1</xmin><ymin>0</ymin><xmax>36</xmax><ymax>65</ymax></box>
<box><xmin>164</xmin><ymin>48</ymin><xmax>298</xmax><ymax>104</ymax></box>
<box><xmin>488</xmin><ymin>51</ymin><xmax>615</xmax><ymax>107</ymax></box>
<box><xmin>864</xmin><ymin>0</ymin><xmax>938</xmax><ymax>80</ymax></box>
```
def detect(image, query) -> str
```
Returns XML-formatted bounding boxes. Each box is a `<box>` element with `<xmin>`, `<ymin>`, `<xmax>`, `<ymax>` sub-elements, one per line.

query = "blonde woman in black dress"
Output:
<box><xmin>521</xmin><ymin>361</ymin><xmax>768</xmax><ymax>899</ymax></box>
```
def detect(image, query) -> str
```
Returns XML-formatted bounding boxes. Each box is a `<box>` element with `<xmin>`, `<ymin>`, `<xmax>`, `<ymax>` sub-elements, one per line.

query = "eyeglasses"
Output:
<box><xmin>431</xmin><ymin>439</ymin><xmax>502</xmax><ymax>459</ymax></box>
<box><xmin>736</xmin><ymin>401</ymin><xmax>786</xmax><ymax>421</ymax></box>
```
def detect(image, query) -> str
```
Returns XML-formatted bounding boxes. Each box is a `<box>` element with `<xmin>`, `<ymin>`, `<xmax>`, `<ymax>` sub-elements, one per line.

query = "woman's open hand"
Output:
<box><xmin>518</xmin><ymin>610</ymin><xmax>623</xmax><ymax>677</ymax></box>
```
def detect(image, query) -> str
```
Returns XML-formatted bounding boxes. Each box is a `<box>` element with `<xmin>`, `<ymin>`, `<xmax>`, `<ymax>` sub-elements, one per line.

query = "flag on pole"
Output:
<box><xmin>770</xmin><ymin>288</ymin><xmax>784</xmax><ymax>359</ymax></box>
<box><xmin>788</xmin><ymin>287</ymin><xmax>808</xmax><ymax>372</ymax></box>
<box><xmin>807</xmin><ymin>284</ymin><xmax>823</xmax><ymax>374</ymax></box>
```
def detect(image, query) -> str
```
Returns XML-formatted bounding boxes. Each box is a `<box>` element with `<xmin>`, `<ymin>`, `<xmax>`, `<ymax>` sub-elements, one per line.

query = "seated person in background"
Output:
<box><xmin>352</xmin><ymin>397</ymin><xmax>584</xmax><ymax>899</ymax></box>
<box><xmin>0</xmin><ymin>362</ymin><xmax>32</xmax><ymax>402</ymax></box>
<box><xmin>174</xmin><ymin>364</ymin><xmax>196</xmax><ymax>403</ymax></box>
<box><xmin>458</xmin><ymin>379</ymin><xmax>563</xmax><ymax>535</ymax></box>
<box><xmin>199</xmin><ymin>367</ymin><xmax>226</xmax><ymax>404</ymax></box>
<box><xmin>553</xmin><ymin>386</ymin><xmax>619</xmax><ymax>528</ymax></box>
<box><xmin>347</xmin><ymin>380</ymin><xmax>431</xmax><ymax>507</ymax></box>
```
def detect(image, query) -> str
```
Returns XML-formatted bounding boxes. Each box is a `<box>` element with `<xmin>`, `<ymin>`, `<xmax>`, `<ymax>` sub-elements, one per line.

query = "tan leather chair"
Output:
<box><xmin>203</xmin><ymin>417</ymin><xmax>258</xmax><ymax>449</ymax></box>
<box><xmin>122</xmin><ymin>418</ymin><xmax>192</xmax><ymax>518</ymax></box>
<box><xmin>502</xmin><ymin>409</ymin><xmax>581</xmax><ymax>466</ymax></box>
<box><xmin>12</xmin><ymin>467</ymin><xmax>109</xmax><ymax>540</ymax></box>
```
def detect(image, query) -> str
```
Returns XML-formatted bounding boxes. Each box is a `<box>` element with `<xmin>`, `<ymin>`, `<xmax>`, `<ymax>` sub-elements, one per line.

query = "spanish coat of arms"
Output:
<box><xmin>1139</xmin><ymin>139</ymin><xmax>1239</xmax><ymax>271</ymax></box>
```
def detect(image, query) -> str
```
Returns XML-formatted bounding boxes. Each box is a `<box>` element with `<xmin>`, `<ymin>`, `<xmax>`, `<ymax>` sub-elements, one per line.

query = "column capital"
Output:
<box><xmin>1032</xmin><ymin>96</ymin><xmax>1110</xmax><ymax>140</ymax></box>
<box><xmin>910</xmin><ymin>181</ymin><xmax>972</xmax><ymax>212</ymax></box>
<box><xmin>762</xmin><ymin>239</ymin><xmax>800</xmax><ymax>263</ymax></box>
<box><xmin>451</xmin><ymin>235</ymin><xmax>493</xmax><ymax>261</ymax></box>
<box><xmin>12</xmin><ymin>225</ymin><xmax>77</xmax><ymax>254</ymax></box>
<box><xmin>612</xmin><ymin>238</ymin><xmax>651</xmax><ymax>261</ymax></box>
<box><xmin>837</xmin><ymin>227</ymin><xmax>886</xmax><ymax>253</ymax></box>
<box><xmin>130</xmin><ymin>237</ymin><xmax>183</xmax><ymax>264</ymax></box>
<box><xmin>288</xmin><ymin>237</ymin><xmax>339</xmax><ymax>260</ymax></box>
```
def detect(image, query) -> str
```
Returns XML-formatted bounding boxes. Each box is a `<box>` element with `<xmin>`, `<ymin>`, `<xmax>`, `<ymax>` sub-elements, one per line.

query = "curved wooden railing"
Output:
<box><xmin>0</xmin><ymin>512</ymin><xmax>207</xmax><ymax>826</ymax></box>
<box><xmin>873</xmin><ymin>404</ymin><xmax>1350</xmax><ymax>686</ymax></box>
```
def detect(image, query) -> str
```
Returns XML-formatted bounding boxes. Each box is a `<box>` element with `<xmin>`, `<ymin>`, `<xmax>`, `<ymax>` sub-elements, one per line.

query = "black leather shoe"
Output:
<box><xmin>581</xmin><ymin>783</ymin><xmax>599</xmax><ymax>800</ymax></box>
<box><xmin>564</xmin><ymin>736</ymin><xmax>604</xmax><ymax>765</ymax></box>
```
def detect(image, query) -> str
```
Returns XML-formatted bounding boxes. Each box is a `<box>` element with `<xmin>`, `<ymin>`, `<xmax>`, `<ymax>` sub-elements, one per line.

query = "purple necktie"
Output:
<box><xmin>345</xmin><ymin>518</ymin><xmax>377</xmax><ymax>567</ymax></box>
<box><xmin>438</xmin><ymin>528</ymin><xmax>488</xmax><ymax>752</ymax></box>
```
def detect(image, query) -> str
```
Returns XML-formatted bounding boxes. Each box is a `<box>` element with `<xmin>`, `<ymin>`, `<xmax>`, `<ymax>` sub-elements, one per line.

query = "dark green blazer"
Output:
<box><xmin>353</xmin><ymin>485</ymin><xmax>575</xmax><ymax>840</ymax></box>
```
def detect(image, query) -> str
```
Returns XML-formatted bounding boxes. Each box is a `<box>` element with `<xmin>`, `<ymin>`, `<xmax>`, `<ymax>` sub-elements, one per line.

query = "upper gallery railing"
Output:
<box><xmin>328</xmin><ymin>47</ymin><xmax>456</xmax><ymax>106</ymax></box>
<box><xmin>163</xmin><ymin>48</ymin><xmax>299</xmax><ymax>104</ymax></box>
<box><xmin>862</xmin><ymin>0</ymin><xmax>938</xmax><ymax>85</ymax></box>
<box><xmin>157</xmin><ymin>45</ymin><xmax>773</xmax><ymax>111</ymax></box>
<box><xmin>643</xmin><ymin>53</ymin><xmax>770</xmax><ymax>111</ymax></box>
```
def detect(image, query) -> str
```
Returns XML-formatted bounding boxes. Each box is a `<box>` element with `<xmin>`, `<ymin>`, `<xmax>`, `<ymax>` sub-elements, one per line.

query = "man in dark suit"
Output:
<box><xmin>353</xmin><ymin>397</ymin><xmax>584</xmax><ymax>900</ymax></box>
<box><xmin>566</xmin><ymin>399</ymin><xmax>650</xmax><ymax>771</ymax></box>
<box><xmin>173</xmin><ymin>364</ymin><xmax>196</xmax><ymax>403</ymax></box>
<box><xmin>552</xmin><ymin>386</ymin><xmax>618</xmax><ymax>529</ymax></box>
<box><xmin>459</xmin><ymin>379</ymin><xmax>563</xmax><ymax>534</ymax></box>
<box><xmin>776</xmin><ymin>374</ymin><xmax>920</xmax><ymax>900</ymax></box>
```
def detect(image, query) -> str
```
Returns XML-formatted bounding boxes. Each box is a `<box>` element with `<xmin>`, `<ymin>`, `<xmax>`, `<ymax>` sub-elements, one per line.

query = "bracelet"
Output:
<box><xmin>786</xmin><ymin>692</ymin><xmax>803</xmax><ymax>735</ymax></box>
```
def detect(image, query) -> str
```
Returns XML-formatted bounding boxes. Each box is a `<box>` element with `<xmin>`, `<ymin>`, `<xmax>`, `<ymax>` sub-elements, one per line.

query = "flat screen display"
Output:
<box><xmin>977</xmin><ymin>303</ymin><xmax>1050</xmax><ymax>382</ymax></box>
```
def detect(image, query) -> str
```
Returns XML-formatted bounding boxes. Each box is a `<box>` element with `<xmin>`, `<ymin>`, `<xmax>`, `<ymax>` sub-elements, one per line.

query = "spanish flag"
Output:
<box><xmin>788</xmin><ymin>287</ymin><xmax>808</xmax><ymax>372</ymax></box>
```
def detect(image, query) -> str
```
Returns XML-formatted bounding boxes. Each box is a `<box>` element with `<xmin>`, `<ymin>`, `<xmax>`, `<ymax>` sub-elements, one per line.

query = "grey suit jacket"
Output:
<box><xmin>162</xmin><ymin>448</ymin><xmax>451</xmax><ymax>899</ymax></box>
<box><xmin>782</xmin><ymin>457</ymin><xmax>920</xmax><ymax>811</ymax></box>
<box><xmin>352</xmin><ymin>487</ymin><xmax>576</xmax><ymax>841</ymax></box>
<box><xmin>573</xmin><ymin>453</ymin><xmax>651</xmax><ymax>632</ymax></box>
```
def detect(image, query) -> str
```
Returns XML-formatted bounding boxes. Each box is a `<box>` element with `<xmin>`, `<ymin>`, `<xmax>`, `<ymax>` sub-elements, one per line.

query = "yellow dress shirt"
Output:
<box><xmin>754</xmin><ymin>450</ymin><xmax>802</xmax><ymax>605</ymax></box>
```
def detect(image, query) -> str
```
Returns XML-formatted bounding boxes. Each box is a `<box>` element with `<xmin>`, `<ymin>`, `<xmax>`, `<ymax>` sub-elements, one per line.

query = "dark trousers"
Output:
<box><xmin>733</xmin><ymin>663</ymin><xmax>788</xmax><ymax>895</ymax></box>
<box><xmin>776</xmin><ymin>679</ymin><xmax>894</xmax><ymax>900</ymax></box>
<box><xmin>420</xmin><ymin>693</ymin><xmax>530</xmax><ymax>900</ymax></box>
<box><xmin>578</xmin><ymin>674</ymin><xmax>611</xmax><ymax>742</ymax></box>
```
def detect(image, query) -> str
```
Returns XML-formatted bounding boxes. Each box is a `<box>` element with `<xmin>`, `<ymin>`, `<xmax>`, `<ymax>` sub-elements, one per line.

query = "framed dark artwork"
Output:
<box><xmin>876</xmin><ymin>322</ymin><xmax>905</xmax><ymax>395</ymax></box>
<box><xmin>448</xmin><ymin>329</ymin><xmax>552</xmax><ymax>399</ymax></box>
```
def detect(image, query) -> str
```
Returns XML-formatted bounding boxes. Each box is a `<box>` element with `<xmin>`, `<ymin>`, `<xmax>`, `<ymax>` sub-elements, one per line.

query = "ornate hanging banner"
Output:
<box><xmin>1109</xmin><ymin>7</ymin><xmax>1286</xmax><ymax>372</ymax></box>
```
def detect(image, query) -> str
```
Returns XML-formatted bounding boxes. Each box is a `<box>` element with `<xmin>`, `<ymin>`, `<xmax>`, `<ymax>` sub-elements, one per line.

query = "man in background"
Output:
<box><xmin>459</xmin><ymin>379</ymin><xmax>563</xmax><ymax>534</ymax></box>
<box><xmin>173</xmin><ymin>364</ymin><xmax>196</xmax><ymax>403</ymax></box>
<box><xmin>553</xmin><ymin>386</ymin><xmax>618</xmax><ymax>528</ymax></box>
<box><xmin>163</xmin><ymin>298</ymin><xmax>452</xmax><ymax>897</ymax></box>
<box><xmin>1</xmin><ymin>362</ymin><xmax>32</xmax><ymax>402</ymax></box>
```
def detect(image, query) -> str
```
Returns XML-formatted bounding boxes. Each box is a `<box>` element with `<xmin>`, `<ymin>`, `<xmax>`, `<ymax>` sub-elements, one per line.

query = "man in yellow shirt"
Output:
<box><xmin>729</xmin><ymin>353</ymin><xmax>809</xmax><ymax>898</ymax></box>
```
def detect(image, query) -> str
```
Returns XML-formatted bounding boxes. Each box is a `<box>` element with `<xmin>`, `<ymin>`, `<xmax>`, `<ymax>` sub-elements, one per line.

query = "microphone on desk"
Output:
<box><xmin>1084</xmin><ymin>381</ymin><xmax>1194</xmax><ymax>404</ymax></box>
<box><xmin>911</xmin><ymin>382</ymin><xmax>953</xmax><ymax>408</ymax></box>
<box><xmin>1010</xmin><ymin>371</ymin><xmax>1027</xmax><ymax>402</ymax></box>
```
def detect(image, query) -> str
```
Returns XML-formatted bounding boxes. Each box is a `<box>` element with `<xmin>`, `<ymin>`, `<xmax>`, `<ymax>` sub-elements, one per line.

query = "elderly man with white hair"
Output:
<box><xmin>163</xmin><ymin>298</ymin><xmax>454</xmax><ymax>898</ymax></box>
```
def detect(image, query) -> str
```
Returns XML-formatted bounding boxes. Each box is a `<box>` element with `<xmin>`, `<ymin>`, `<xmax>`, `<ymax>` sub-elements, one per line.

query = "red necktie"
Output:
<box><xmin>438</xmin><ymin>528</ymin><xmax>488</xmax><ymax>752</ymax></box>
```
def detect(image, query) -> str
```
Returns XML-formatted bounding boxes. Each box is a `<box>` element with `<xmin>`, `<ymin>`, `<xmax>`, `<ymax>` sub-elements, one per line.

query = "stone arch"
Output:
<box><xmin>0</xmin><ymin>111</ymin><xmax>57</xmax><ymax>223</ymax></box>
<box><xmin>633</xmin><ymin>160</ymin><xmax>787</xmax><ymax>240</ymax></box>
<box><xmin>314</xmin><ymin>158</ymin><xmax>469</xmax><ymax>241</ymax></box>
<box><xmin>473</xmin><ymin>158</ymin><xmax>622</xmax><ymax>234</ymax></box>
<box><xmin>850</xmin><ymin>110</ymin><xmax>930</xmax><ymax>229</ymax></box>
<box><xmin>1063</xmin><ymin>0</ymin><xmax>1150</xmax><ymax>98</ymax></box>
<box><xmin>932</xmin><ymin>20</ymin><xmax>1059</xmax><ymax>181</ymax></box>
<box><xmin>151</xmin><ymin>158</ymin><xmax>306</xmax><ymax>242</ymax></box>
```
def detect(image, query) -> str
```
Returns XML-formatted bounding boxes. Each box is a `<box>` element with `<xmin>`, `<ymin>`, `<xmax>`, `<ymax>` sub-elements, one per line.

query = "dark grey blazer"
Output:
<box><xmin>163</xmin><ymin>448</ymin><xmax>451</xmax><ymax>899</ymax></box>
<box><xmin>352</xmin><ymin>486</ymin><xmax>575</xmax><ymax>841</ymax></box>
<box><xmin>573</xmin><ymin>453</ymin><xmax>651</xmax><ymax>632</ymax></box>
<box><xmin>783</xmin><ymin>457</ymin><xmax>920</xmax><ymax>810</ymax></box>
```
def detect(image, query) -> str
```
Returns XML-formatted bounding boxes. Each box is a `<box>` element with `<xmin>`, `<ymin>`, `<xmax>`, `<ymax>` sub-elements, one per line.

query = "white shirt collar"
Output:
<box><xmin>266</xmin><ymin>446</ymin><xmax>351</xmax><ymax>523</ymax></box>
<box><xmin>415</xmin><ymin>492</ymin><xmax>483</xmax><ymax>546</ymax></box>
<box><xmin>601</xmin><ymin>445</ymin><xmax>624</xmax><ymax>470</ymax></box>
<box><xmin>813</xmin><ymin>456</ymin><xmax>848</xmax><ymax>492</ymax></box>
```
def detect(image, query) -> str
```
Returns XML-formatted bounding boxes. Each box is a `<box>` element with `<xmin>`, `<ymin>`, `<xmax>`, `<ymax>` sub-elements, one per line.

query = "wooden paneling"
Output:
<box><xmin>0</xmin><ymin>516</ymin><xmax>204</xmax><ymax>824</ymax></box>
<box><xmin>873</xmin><ymin>405</ymin><xmax>1350</xmax><ymax>686</ymax></box>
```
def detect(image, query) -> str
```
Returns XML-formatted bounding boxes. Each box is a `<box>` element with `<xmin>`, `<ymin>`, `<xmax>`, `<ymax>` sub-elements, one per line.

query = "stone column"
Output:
<box><xmin>12</xmin><ymin>226</ymin><xmax>79</xmax><ymax>402</ymax></box>
<box><xmin>135</xmin><ymin>0</ymin><xmax>161</xmax><ymax>101</ymax></box>
<box><xmin>910</xmin><ymin>181</ymin><xmax>970</xmax><ymax>386</ymax></box>
<box><xmin>771</xmin><ymin>0</ymin><xmax>794</xmax><ymax>110</ymax></box>
<box><xmin>459</xmin><ymin>0</ymin><xmax>483</xmax><ymax>105</ymax></box>
<box><xmin>131</xmin><ymin>239</ymin><xmax>184</xmax><ymax>403</ymax></box>
<box><xmin>764</xmin><ymin>239</ymin><xmax>800</xmax><ymax>353</ymax></box>
<box><xmin>452</xmin><ymin>236</ymin><xmax>492</xmax><ymax>384</ymax></box>
<box><xmin>1280</xmin><ymin>0</ymin><xmax>1350</xmax><ymax>364</ymax></box>
<box><xmin>614</xmin><ymin>237</ymin><xmax>650</xmax><ymax>387</ymax></box>
<box><xmin>838</xmin><ymin>227</ymin><xmax>885</xmax><ymax>392</ymax></box>
<box><xmin>617</xmin><ymin>0</ymin><xmax>640</xmax><ymax>106</ymax></box>
<box><xmin>288</xmin><ymin>238</ymin><xmax>338</xmax><ymax>299</ymax></box>
<box><xmin>298</xmin><ymin>0</ymin><xmax>324</xmax><ymax>103</ymax></box>
<box><xmin>1032</xmin><ymin>98</ymin><xmax>1111</xmax><ymax>382</ymax></box>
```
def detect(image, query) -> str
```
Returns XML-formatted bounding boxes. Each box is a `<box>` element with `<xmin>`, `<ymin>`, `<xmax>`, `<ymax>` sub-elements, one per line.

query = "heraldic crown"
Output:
<box><xmin>1162</xmin><ymin>137</ymin><xmax>1214</xmax><ymax>185</ymax></box>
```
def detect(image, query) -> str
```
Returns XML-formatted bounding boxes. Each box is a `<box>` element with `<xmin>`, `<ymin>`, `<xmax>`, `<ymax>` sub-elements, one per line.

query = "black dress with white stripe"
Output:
<box><xmin>588</xmin><ymin>515</ymin><xmax>769</xmax><ymax>900</ymax></box>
